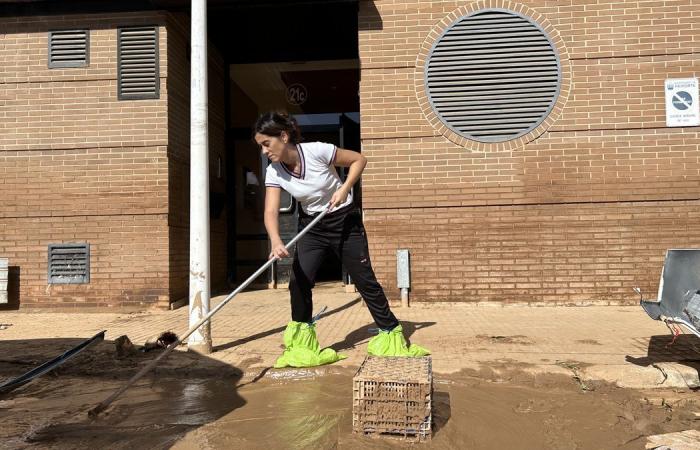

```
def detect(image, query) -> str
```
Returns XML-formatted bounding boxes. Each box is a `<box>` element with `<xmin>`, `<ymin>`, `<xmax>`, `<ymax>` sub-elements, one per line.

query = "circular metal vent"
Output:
<box><xmin>426</xmin><ymin>10</ymin><xmax>561</xmax><ymax>143</ymax></box>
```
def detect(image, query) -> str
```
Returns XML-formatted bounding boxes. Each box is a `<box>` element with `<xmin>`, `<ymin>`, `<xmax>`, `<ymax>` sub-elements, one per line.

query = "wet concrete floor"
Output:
<box><xmin>1</xmin><ymin>341</ymin><xmax>698</xmax><ymax>449</ymax></box>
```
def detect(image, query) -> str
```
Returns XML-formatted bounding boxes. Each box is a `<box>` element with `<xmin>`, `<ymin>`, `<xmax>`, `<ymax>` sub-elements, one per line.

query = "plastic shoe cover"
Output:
<box><xmin>274</xmin><ymin>321</ymin><xmax>346</xmax><ymax>368</ymax></box>
<box><xmin>366</xmin><ymin>324</ymin><xmax>430</xmax><ymax>357</ymax></box>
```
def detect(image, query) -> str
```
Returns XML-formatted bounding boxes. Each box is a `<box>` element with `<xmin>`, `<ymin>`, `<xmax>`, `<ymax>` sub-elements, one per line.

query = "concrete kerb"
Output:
<box><xmin>584</xmin><ymin>363</ymin><xmax>700</xmax><ymax>390</ymax></box>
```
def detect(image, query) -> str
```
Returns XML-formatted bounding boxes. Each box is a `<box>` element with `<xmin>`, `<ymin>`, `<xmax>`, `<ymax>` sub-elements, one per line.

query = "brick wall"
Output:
<box><xmin>0</xmin><ymin>11</ymin><xmax>227</xmax><ymax>309</ymax></box>
<box><xmin>0</xmin><ymin>12</ymin><xmax>171</xmax><ymax>309</ymax></box>
<box><xmin>365</xmin><ymin>200</ymin><xmax>700</xmax><ymax>304</ymax></box>
<box><xmin>359</xmin><ymin>0</ymin><xmax>700</xmax><ymax>304</ymax></box>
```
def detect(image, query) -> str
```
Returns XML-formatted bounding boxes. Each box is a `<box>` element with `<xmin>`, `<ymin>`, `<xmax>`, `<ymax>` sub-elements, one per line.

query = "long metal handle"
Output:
<box><xmin>89</xmin><ymin>206</ymin><xmax>331</xmax><ymax>417</ymax></box>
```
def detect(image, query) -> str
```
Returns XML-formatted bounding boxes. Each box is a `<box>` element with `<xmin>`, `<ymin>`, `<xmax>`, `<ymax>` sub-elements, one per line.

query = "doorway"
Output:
<box><xmin>226</xmin><ymin>62</ymin><xmax>360</xmax><ymax>286</ymax></box>
<box><xmin>206</xmin><ymin>1</ymin><xmax>361</xmax><ymax>288</ymax></box>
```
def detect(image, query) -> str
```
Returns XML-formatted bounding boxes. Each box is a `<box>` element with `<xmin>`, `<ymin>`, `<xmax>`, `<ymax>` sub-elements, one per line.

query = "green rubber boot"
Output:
<box><xmin>274</xmin><ymin>321</ymin><xmax>346</xmax><ymax>368</ymax></box>
<box><xmin>367</xmin><ymin>324</ymin><xmax>430</xmax><ymax>357</ymax></box>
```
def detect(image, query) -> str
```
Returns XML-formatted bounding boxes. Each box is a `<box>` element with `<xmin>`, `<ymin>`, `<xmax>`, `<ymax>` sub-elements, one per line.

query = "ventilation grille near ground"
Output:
<box><xmin>48</xmin><ymin>30</ymin><xmax>89</xmax><ymax>68</ymax></box>
<box><xmin>426</xmin><ymin>10</ymin><xmax>560</xmax><ymax>142</ymax></box>
<box><xmin>118</xmin><ymin>26</ymin><xmax>159</xmax><ymax>100</ymax></box>
<box><xmin>48</xmin><ymin>244</ymin><xmax>90</xmax><ymax>284</ymax></box>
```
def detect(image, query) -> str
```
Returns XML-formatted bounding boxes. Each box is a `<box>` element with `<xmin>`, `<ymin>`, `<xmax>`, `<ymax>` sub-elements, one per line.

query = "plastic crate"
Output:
<box><xmin>352</xmin><ymin>356</ymin><xmax>432</xmax><ymax>441</ymax></box>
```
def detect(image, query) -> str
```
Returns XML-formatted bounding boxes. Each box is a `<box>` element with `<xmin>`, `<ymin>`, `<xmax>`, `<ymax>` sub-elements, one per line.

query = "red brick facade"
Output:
<box><xmin>2</xmin><ymin>1</ymin><xmax>699</xmax><ymax>309</ymax></box>
<box><xmin>0</xmin><ymin>11</ymin><xmax>226</xmax><ymax>309</ymax></box>
<box><xmin>359</xmin><ymin>0</ymin><xmax>700</xmax><ymax>304</ymax></box>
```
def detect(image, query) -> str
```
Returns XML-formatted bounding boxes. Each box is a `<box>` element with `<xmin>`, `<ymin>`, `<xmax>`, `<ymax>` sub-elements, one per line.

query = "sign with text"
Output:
<box><xmin>665</xmin><ymin>78</ymin><xmax>699</xmax><ymax>127</ymax></box>
<box><xmin>286</xmin><ymin>83</ymin><xmax>308</xmax><ymax>106</ymax></box>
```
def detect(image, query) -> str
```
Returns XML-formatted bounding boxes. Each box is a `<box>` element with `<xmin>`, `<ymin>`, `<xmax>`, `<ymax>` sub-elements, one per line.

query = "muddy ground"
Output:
<box><xmin>0</xmin><ymin>339</ymin><xmax>698</xmax><ymax>450</ymax></box>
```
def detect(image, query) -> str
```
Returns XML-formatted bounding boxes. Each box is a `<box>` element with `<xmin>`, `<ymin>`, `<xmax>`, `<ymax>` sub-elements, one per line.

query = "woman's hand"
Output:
<box><xmin>269</xmin><ymin>239</ymin><xmax>289</xmax><ymax>259</ymax></box>
<box><xmin>329</xmin><ymin>186</ymin><xmax>350</xmax><ymax>208</ymax></box>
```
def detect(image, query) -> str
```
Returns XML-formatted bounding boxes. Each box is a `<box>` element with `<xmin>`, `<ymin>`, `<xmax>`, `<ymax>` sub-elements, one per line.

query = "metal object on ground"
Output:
<box><xmin>397</xmin><ymin>249</ymin><xmax>410</xmax><ymax>308</ymax></box>
<box><xmin>639</xmin><ymin>249</ymin><xmax>700</xmax><ymax>338</ymax></box>
<box><xmin>311</xmin><ymin>305</ymin><xmax>328</xmax><ymax>324</ymax></box>
<box><xmin>88</xmin><ymin>206</ymin><xmax>331</xmax><ymax>418</ymax></box>
<box><xmin>353</xmin><ymin>356</ymin><xmax>432</xmax><ymax>442</ymax></box>
<box><xmin>0</xmin><ymin>258</ymin><xmax>8</xmax><ymax>304</ymax></box>
<box><xmin>0</xmin><ymin>331</ymin><xmax>105</xmax><ymax>395</ymax></box>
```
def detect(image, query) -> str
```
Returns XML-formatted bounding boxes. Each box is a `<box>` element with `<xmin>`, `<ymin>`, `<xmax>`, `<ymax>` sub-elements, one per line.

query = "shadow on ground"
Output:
<box><xmin>211</xmin><ymin>297</ymin><xmax>363</xmax><ymax>352</ymax></box>
<box><xmin>0</xmin><ymin>337</ymin><xmax>245</xmax><ymax>449</ymax></box>
<box><xmin>626</xmin><ymin>334</ymin><xmax>700</xmax><ymax>381</ymax></box>
<box><xmin>329</xmin><ymin>320</ymin><xmax>437</xmax><ymax>352</ymax></box>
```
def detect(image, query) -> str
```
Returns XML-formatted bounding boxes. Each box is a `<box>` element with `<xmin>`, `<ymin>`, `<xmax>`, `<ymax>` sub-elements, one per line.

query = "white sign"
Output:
<box><xmin>665</xmin><ymin>78</ymin><xmax>699</xmax><ymax>127</ymax></box>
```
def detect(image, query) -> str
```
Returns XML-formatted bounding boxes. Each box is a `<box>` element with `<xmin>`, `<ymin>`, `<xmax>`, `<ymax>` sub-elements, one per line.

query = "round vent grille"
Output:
<box><xmin>426</xmin><ymin>10</ymin><xmax>561</xmax><ymax>143</ymax></box>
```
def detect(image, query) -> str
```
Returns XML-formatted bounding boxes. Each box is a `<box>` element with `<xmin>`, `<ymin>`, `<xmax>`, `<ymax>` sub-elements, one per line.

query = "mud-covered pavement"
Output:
<box><xmin>1</xmin><ymin>340</ymin><xmax>698</xmax><ymax>450</ymax></box>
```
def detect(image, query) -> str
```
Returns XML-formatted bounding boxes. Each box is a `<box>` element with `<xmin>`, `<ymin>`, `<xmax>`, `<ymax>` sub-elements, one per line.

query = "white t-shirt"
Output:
<box><xmin>265</xmin><ymin>142</ymin><xmax>353</xmax><ymax>214</ymax></box>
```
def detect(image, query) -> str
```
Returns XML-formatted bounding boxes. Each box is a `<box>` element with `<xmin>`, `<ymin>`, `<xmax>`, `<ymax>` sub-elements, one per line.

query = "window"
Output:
<box><xmin>425</xmin><ymin>10</ymin><xmax>561</xmax><ymax>142</ymax></box>
<box><xmin>117</xmin><ymin>26</ymin><xmax>159</xmax><ymax>100</ymax></box>
<box><xmin>48</xmin><ymin>30</ymin><xmax>89</xmax><ymax>68</ymax></box>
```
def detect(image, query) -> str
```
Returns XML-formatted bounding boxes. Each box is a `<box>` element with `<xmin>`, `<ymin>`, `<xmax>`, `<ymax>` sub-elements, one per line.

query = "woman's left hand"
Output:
<box><xmin>329</xmin><ymin>186</ymin><xmax>349</xmax><ymax>208</ymax></box>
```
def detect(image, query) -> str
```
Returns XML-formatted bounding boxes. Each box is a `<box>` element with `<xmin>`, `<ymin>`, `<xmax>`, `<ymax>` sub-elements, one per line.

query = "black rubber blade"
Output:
<box><xmin>0</xmin><ymin>330</ymin><xmax>106</xmax><ymax>395</ymax></box>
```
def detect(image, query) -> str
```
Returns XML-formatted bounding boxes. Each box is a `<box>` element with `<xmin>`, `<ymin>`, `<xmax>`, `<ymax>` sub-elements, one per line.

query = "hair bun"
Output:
<box><xmin>253</xmin><ymin>111</ymin><xmax>302</xmax><ymax>144</ymax></box>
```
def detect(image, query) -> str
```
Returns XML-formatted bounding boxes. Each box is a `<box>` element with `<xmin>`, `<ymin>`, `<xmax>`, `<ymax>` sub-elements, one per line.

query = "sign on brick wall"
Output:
<box><xmin>665</xmin><ymin>78</ymin><xmax>699</xmax><ymax>127</ymax></box>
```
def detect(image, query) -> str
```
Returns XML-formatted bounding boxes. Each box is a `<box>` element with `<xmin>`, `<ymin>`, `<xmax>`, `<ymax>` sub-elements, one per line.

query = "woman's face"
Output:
<box><xmin>255</xmin><ymin>132</ymin><xmax>287</xmax><ymax>162</ymax></box>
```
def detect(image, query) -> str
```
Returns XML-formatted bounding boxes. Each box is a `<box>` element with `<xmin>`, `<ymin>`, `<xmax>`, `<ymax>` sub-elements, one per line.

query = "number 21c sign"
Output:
<box><xmin>286</xmin><ymin>84</ymin><xmax>308</xmax><ymax>106</ymax></box>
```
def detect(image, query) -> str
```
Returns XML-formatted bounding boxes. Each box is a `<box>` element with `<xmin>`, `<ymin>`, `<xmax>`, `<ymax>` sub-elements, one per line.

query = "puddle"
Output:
<box><xmin>173</xmin><ymin>368</ymin><xmax>699</xmax><ymax>450</ymax></box>
<box><xmin>1</xmin><ymin>376</ymin><xmax>245</xmax><ymax>449</ymax></box>
<box><xmin>1</xmin><ymin>343</ymin><xmax>698</xmax><ymax>450</ymax></box>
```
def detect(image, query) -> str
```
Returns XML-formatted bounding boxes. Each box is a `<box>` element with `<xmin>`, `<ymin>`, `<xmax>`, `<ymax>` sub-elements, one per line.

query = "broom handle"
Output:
<box><xmin>89</xmin><ymin>206</ymin><xmax>331</xmax><ymax>417</ymax></box>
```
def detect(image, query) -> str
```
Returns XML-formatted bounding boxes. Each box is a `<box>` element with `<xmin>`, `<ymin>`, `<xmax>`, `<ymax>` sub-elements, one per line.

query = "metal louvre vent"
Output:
<box><xmin>48</xmin><ymin>30</ymin><xmax>89</xmax><ymax>68</ymax></box>
<box><xmin>48</xmin><ymin>244</ymin><xmax>90</xmax><ymax>284</ymax></box>
<box><xmin>426</xmin><ymin>10</ymin><xmax>561</xmax><ymax>142</ymax></box>
<box><xmin>118</xmin><ymin>26</ymin><xmax>159</xmax><ymax>100</ymax></box>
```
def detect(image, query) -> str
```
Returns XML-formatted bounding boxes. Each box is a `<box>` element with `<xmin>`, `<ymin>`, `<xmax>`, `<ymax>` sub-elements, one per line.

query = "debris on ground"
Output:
<box><xmin>156</xmin><ymin>331</ymin><xmax>178</xmax><ymax>347</ymax></box>
<box><xmin>0</xmin><ymin>331</ymin><xmax>105</xmax><ymax>395</ymax></box>
<box><xmin>141</xmin><ymin>331</ymin><xmax>180</xmax><ymax>352</ymax></box>
<box><xmin>645</xmin><ymin>429</ymin><xmax>700</xmax><ymax>449</ymax></box>
<box><xmin>477</xmin><ymin>334</ymin><xmax>533</xmax><ymax>345</ymax></box>
<box><xmin>114</xmin><ymin>335</ymin><xmax>137</xmax><ymax>358</ymax></box>
<box><xmin>0</xmin><ymin>324</ymin><xmax>12</xmax><ymax>331</ymax></box>
<box><xmin>556</xmin><ymin>360</ymin><xmax>594</xmax><ymax>392</ymax></box>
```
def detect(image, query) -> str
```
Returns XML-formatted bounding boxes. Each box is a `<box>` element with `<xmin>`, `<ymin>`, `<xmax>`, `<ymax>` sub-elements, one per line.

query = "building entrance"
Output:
<box><xmin>213</xmin><ymin>2</ymin><xmax>361</xmax><ymax>287</ymax></box>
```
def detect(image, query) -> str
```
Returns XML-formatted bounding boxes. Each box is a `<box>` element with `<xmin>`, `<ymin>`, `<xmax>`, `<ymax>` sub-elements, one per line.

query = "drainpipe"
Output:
<box><xmin>188</xmin><ymin>0</ymin><xmax>212</xmax><ymax>354</ymax></box>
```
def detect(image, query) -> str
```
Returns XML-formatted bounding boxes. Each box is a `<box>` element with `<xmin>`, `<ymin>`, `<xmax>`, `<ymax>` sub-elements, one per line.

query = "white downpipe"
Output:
<box><xmin>188</xmin><ymin>0</ymin><xmax>212</xmax><ymax>354</ymax></box>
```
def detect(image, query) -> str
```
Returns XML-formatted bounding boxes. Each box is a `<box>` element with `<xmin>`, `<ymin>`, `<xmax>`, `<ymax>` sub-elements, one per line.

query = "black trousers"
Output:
<box><xmin>289</xmin><ymin>204</ymin><xmax>399</xmax><ymax>330</ymax></box>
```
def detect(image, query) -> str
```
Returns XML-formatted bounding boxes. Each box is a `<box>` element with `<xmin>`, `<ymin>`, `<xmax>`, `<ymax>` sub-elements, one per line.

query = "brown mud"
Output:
<box><xmin>1</xmin><ymin>339</ymin><xmax>698</xmax><ymax>450</ymax></box>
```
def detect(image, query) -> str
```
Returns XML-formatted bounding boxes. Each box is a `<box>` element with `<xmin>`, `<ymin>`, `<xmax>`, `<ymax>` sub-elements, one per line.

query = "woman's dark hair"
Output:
<box><xmin>253</xmin><ymin>111</ymin><xmax>302</xmax><ymax>144</ymax></box>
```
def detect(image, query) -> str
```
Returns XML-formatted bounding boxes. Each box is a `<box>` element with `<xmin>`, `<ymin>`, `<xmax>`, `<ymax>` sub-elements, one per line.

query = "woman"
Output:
<box><xmin>254</xmin><ymin>111</ymin><xmax>428</xmax><ymax>368</ymax></box>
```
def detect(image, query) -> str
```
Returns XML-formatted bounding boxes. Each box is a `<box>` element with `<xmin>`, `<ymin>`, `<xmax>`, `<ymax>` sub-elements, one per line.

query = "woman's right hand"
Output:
<box><xmin>269</xmin><ymin>240</ymin><xmax>290</xmax><ymax>260</ymax></box>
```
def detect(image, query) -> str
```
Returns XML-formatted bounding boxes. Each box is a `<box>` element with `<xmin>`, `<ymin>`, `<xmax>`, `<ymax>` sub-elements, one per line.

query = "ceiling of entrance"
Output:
<box><xmin>231</xmin><ymin>59</ymin><xmax>359</xmax><ymax>123</ymax></box>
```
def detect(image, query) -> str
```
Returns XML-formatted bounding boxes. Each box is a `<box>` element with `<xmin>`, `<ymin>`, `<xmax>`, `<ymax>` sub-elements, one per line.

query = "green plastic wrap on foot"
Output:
<box><xmin>367</xmin><ymin>324</ymin><xmax>430</xmax><ymax>357</ymax></box>
<box><xmin>274</xmin><ymin>321</ymin><xmax>346</xmax><ymax>368</ymax></box>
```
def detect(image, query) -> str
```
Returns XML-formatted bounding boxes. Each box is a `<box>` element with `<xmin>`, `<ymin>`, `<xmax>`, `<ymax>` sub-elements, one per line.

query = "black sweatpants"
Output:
<box><xmin>289</xmin><ymin>204</ymin><xmax>399</xmax><ymax>330</ymax></box>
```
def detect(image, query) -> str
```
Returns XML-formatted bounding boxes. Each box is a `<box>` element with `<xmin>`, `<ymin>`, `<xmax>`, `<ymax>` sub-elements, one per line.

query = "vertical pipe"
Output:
<box><xmin>397</xmin><ymin>249</ymin><xmax>410</xmax><ymax>308</ymax></box>
<box><xmin>400</xmin><ymin>288</ymin><xmax>409</xmax><ymax>308</ymax></box>
<box><xmin>188</xmin><ymin>0</ymin><xmax>212</xmax><ymax>354</ymax></box>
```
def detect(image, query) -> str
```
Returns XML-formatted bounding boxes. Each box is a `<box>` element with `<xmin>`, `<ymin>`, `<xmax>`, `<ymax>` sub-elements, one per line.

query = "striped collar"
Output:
<box><xmin>281</xmin><ymin>143</ymin><xmax>305</xmax><ymax>179</ymax></box>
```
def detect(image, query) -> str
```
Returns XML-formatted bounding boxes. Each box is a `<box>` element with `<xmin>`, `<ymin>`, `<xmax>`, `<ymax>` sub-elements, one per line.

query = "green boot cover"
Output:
<box><xmin>274</xmin><ymin>321</ymin><xmax>346</xmax><ymax>368</ymax></box>
<box><xmin>367</xmin><ymin>324</ymin><xmax>430</xmax><ymax>357</ymax></box>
